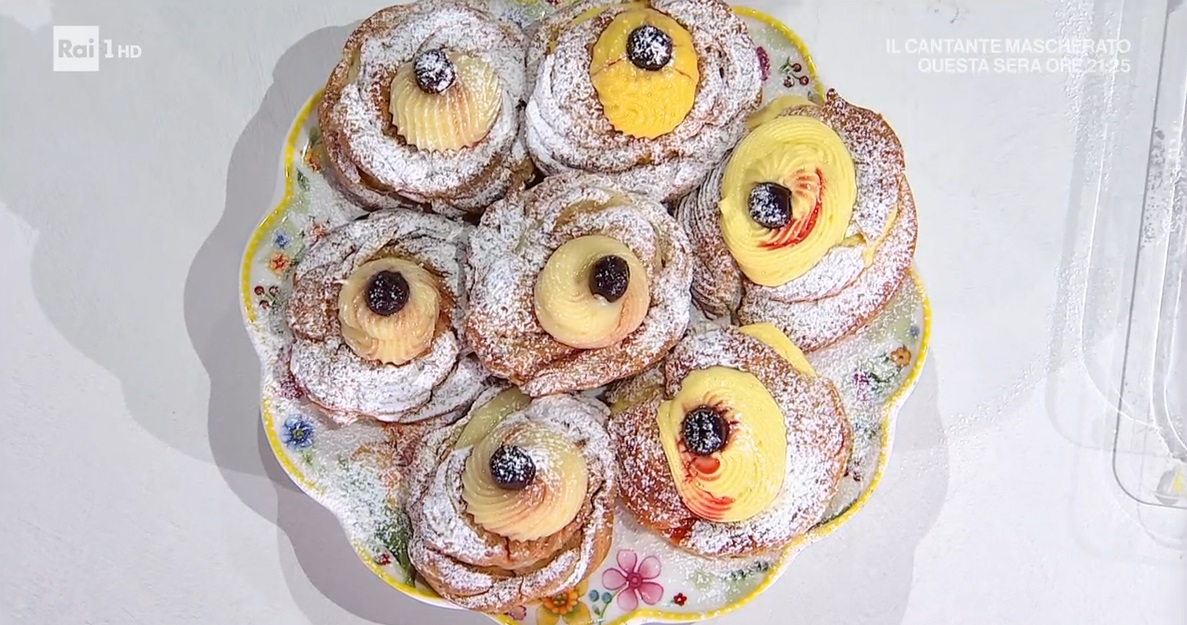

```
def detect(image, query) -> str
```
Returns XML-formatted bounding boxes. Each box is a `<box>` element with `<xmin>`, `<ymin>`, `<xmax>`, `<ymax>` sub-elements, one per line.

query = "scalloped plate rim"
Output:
<box><xmin>237</xmin><ymin>6</ymin><xmax>932</xmax><ymax>624</ymax></box>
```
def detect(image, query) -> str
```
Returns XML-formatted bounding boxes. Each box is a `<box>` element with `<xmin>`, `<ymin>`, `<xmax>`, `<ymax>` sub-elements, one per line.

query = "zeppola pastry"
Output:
<box><xmin>250</xmin><ymin>0</ymin><xmax>927</xmax><ymax>614</ymax></box>
<box><xmin>319</xmin><ymin>0</ymin><xmax>532</xmax><ymax>216</ymax></box>
<box><xmin>677</xmin><ymin>90</ymin><xmax>918</xmax><ymax>351</ymax></box>
<box><xmin>524</xmin><ymin>0</ymin><xmax>763</xmax><ymax>202</ymax></box>
<box><xmin>464</xmin><ymin>172</ymin><xmax>693</xmax><ymax>396</ymax></box>
<box><xmin>286</xmin><ymin>209</ymin><xmax>486</xmax><ymax>424</ymax></box>
<box><xmin>607</xmin><ymin>324</ymin><xmax>850</xmax><ymax>557</ymax></box>
<box><xmin>407</xmin><ymin>388</ymin><xmax>616</xmax><ymax>612</ymax></box>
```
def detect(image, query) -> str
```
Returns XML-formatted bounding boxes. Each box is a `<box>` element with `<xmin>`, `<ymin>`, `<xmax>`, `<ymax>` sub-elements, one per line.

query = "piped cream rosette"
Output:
<box><xmin>319</xmin><ymin>0</ymin><xmax>531</xmax><ymax>216</ymax></box>
<box><xmin>464</xmin><ymin>172</ymin><xmax>692</xmax><ymax>396</ymax></box>
<box><xmin>606</xmin><ymin>325</ymin><xmax>850</xmax><ymax>557</ymax></box>
<box><xmin>406</xmin><ymin>388</ymin><xmax>617</xmax><ymax>613</ymax></box>
<box><xmin>677</xmin><ymin>90</ymin><xmax>918</xmax><ymax>351</ymax></box>
<box><xmin>286</xmin><ymin>209</ymin><xmax>487</xmax><ymax>424</ymax></box>
<box><xmin>524</xmin><ymin>0</ymin><xmax>763</xmax><ymax>203</ymax></box>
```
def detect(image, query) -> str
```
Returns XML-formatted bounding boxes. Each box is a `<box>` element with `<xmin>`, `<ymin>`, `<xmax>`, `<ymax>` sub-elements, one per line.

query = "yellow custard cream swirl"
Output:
<box><xmin>390</xmin><ymin>52</ymin><xmax>503</xmax><ymax>152</ymax></box>
<box><xmin>656</xmin><ymin>367</ymin><xmax>787</xmax><ymax>522</ymax></box>
<box><xmin>337</xmin><ymin>258</ymin><xmax>440</xmax><ymax>365</ymax></box>
<box><xmin>720</xmin><ymin>116</ymin><xmax>858</xmax><ymax>286</ymax></box>
<box><xmin>534</xmin><ymin>234</ymin><xmax>650</xmax><ymax>349</ymax></box>
<box><xmin>461</xmin><ymin>398</ymin><xmax>590</xmax><ymax>542</ymax></box>
<box><xmin>590</xmin><ymin>7</ymin><xmax>699</xmax><ymax>139</ymax></box>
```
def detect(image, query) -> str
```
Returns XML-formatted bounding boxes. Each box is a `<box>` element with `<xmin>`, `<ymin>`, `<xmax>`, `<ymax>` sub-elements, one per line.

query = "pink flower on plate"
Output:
<box><xmin>602</xmin><ymin>549</ymin><xmax>663</xmax><ymax>611</ymax></box>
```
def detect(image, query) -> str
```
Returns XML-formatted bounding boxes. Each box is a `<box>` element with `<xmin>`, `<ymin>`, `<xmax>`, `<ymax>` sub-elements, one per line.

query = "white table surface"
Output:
<box><xmin>1</xmin><ymin>0</ymin><xmax>1185</xmax><ymax>624</ymax></box>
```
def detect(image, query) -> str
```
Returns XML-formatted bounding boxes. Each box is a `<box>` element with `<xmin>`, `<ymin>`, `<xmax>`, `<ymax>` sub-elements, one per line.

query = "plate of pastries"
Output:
<box><xmin>240</xmin><ymin>0</ymin><xmax>929</xmax><ymax>623</ymax></box>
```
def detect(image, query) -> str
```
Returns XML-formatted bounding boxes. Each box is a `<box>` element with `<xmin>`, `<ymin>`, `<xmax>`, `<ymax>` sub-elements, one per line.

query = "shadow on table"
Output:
<box><xmin>184</xmin><ymin>25</ymin><xmax>485</xmax><ymax>625</ymax></box>
<box><xmin>183</xmin><ymin>19</ymin><xmax>950</xmax><ymax>625</ymax></box>
<box><xmin>751</xmin><ymin>356</ymin><xmax>948</xmax><ymax>625</ymax></box>
<box><xmin>0</xmin><ymin>14</ymin><xmax>230</xmax><ymax>462</ymax></box>
<box><xmin>183</xmin><ymin>26</ymin><xmax>334</xmax><ymax>503</ymax></box>
<box><xmin>265</xmin><ymin>428</ymin><xmax>487</xmax><ymax>625</ymax></box>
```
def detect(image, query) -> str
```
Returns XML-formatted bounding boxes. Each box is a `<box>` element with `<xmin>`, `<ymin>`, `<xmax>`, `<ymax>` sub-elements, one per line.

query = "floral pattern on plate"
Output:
<box><xmin>239</xmin><ymin>5</ymin><xmax>930</xmax><ymax>625</ymax></box>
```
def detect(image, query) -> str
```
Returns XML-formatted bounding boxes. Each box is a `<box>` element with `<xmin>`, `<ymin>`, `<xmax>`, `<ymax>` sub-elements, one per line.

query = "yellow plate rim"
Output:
<box><xmin>238</xmin><ymin>7</ymin><xmax>929</xmax><ymax>623</ymax></box>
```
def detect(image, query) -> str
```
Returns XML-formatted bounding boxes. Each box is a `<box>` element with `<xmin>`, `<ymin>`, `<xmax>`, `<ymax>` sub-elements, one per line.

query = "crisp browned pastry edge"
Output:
<box><xmin>462</xmin><ymin>172</ymin><xmax>692</xmax><ymax>396</ymax></box>
<box><xmin>317</xmin><ymin>1</ymin><xmax>535</xmax><ymax>217</ymax></box>
<box><xmin>318</xmin><ymin>5</ymin><xmax>415</xmax><ymax>212</ymax></box>
<box><xmin>406</xmin><ymin>391</ymin><xmax>617</xmax><ymax>612</ymax></box>
<box><xmin>677</xmin><ymin>91</ymin><xmax>918</xmax><ymax>352</ymax></box>
<box><xmin>739</xmin><ymin>175</ymin><xmax>918</xmax><ymax>352</ymax></box>
<box><xmin>608</xmin><ymin>329</ymin><xmax>851</xmax><ymax>557</ymax></box>
<box><xmin>284</xmin><ymin>209</ymin><xmax>486</xmax><ymax>424</ymax></box>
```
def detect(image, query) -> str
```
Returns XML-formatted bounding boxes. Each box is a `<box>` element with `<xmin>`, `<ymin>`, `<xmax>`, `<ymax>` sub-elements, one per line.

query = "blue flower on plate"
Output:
<box><xmin>273</xmin><ymin>231</ymin><xmax>291</xmax><ymax>249</ymax></box>
<box><xmin>908</xmin><ymin>323</ymin><xmax>921</xmax><ymax>339</ymax></box>
<box><xmin>282</xmin><ymin>416</ymin><xmax>314</xmax><ymax>449</ymax></box>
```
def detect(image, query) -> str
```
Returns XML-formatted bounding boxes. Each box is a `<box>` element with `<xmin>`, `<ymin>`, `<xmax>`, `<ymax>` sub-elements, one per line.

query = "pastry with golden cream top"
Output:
<box><xmin>286</xmin><ymin>208</ymin><xmax>488</xmax><ymax>424</ymax></box>
<box><xmin>524</xmin><ymin>0</ymin><xmax>763</xmax><ymax>203</ymax></box>
<box><xmin>318</xmin><ymin>0</ymin><xmax>533</xmax><ymax>216</ymax></box>
<box><xmin>677</xmin><ymin>89</ymin><xmax>918</xmax><ymax>351</ymax></box>
<box><xmin>606</xmin><ymin>325</ymin><xmax>850</xmax><ymax>557</ymax></box>
<box><xmin>464</xmin><ymin>172</ymin><xmax>692</xmax><ymax>396</ymax></box>
<box><xmin>406</xmin><ymin>388</ymin><xmax>617</xmax><ymax>613</ymax></box>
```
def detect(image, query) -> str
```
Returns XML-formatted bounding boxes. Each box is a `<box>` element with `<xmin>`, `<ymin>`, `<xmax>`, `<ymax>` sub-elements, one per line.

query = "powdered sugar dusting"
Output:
<box><xmin>464</xmin><ymin>172</ymin><xmax>693</xmax><ymax>395</ymax></box>
<box><xmin>407</xmin><ymin>393</ymin><xmax>616</xmax><ymax>611</ymax></box>
<box><xmin>611</xmin><ymin>327</ymin><xmax>850</xmax><ymax>557</ymax></box>
<box><xmin>740</xmin><ymin>175</ymin><xmax>918</xmax><ymax>352</ymax></box>
<box><xmin>524</xmin><ymin>0</ymin><xmax>762</xmax><ymax>202</ymax></box>
<box><xmin>801</xmin><ymin>91</ymin><xmax>905</xmax><ymax>240</ymax></box>
<box><xmin>324</xmin><ymin>0</ymin><xmax>530</xmax><ymax>214</ymax></box>
<box><xmin>242</xmin><ymin>3</ymin><xmax>932</xmax><ymax>620</ymax></box>
<box><xmin>678</xmin><ymin>92</ymin><xmax>917</xmax><ymax>351</ymax></box>
<box><xmin>775</xmin><ymin>246</ymin><xmax>866</xmax><ymax>302</ymax></box>
<box><xmin>287</xmin><ymin>209</ymin><xmax>490</xmax><ymax>423</ymax></box>
<box><xmin>676</xmin><ymin>161</ymin><xmax>744</xmax><ymax>317</ymax></box>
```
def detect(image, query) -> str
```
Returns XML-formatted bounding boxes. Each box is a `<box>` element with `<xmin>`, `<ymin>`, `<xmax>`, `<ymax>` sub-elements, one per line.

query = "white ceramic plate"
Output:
<box><xmin>239</xmin><ymin>5</ymin><xmax>931</xmax><ymax>624</ymax></box>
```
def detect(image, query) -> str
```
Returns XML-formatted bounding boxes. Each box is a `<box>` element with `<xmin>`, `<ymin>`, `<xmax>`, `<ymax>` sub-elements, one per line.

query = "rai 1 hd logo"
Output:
<box><xmin>53</xmin><ymin>26</ymin><xmax>142</xmax><ymax>72</ymax></box>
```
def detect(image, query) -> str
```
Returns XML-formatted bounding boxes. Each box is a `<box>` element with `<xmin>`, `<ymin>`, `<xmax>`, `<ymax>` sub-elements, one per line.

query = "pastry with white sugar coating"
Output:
<box><xmin>406</xmin><ymin>388</ymin><xmax>617</xmax><ymax>613</ymax></box>
<box><xmin>463</xmin><ymin>172</ymin><xmax>693</xmax><ymax>396</ymax></box>
<box><xmin>677</xmin><ymin>89</ymin><xmax>918</xmax><ymax>351</ymax></box>
<box><xmin>286</xmin><ymin>209</ymin><xmax>488</xmax><ymax>424</ymax></box>
<box><xmin>524</xmin><ymin>0</ymin><xmax>763</xmax><ymax>203</ymax></box>
<box><xmin>319</xmin><ymin>0</ymin><xmax>533</xmax><ymax>216</ymax></box>
<box><xmin>606</xmin><ymin>324</ymin><xmax>850</xmax><ymax>557</ymax></box>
